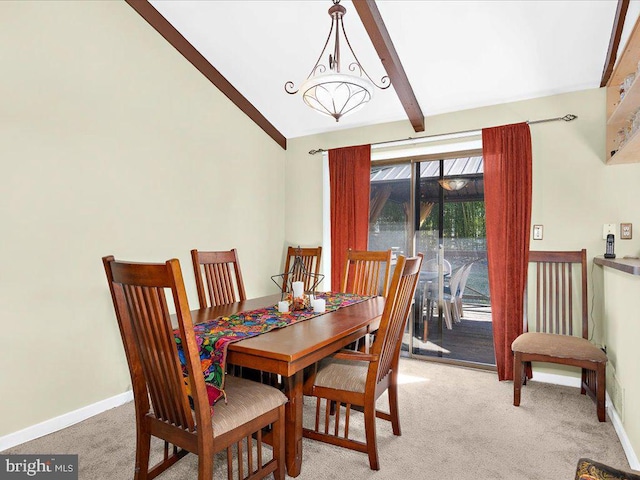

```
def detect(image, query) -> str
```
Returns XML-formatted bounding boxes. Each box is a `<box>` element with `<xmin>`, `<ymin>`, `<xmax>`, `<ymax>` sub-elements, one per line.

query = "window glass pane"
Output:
<box><xmin>369</xmin><ymin>164</ymin><xmax>411</xmax><ymax>258</ymax></box>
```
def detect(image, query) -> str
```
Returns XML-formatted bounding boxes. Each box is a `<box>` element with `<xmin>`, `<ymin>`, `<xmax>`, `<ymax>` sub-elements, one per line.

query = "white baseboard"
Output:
<box><xmin>607</xmin><ymin>393</ymin><xmax>640</xmax><ymax>471</ymax></box>
<box><xmin>531</xmin><ymin>371</ymin><xmax>582</xmax><ymax>388</ymax></box>
<box><xmin>0</xmin><ymin>390</ymin><xmax>133</xmax><ymax>452</ymax></box>
<box><xmin>532</xmin><ymin>371</ymin><xmax>639</xmax><ymax>470</ymax></box>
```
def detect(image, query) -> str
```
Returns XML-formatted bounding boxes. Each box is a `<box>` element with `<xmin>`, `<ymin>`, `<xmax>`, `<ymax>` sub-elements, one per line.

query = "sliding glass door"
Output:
<box><xmin>369</xmin><ymin>155</ymin><xmax>494</xmax><ymax>368</ymax></box>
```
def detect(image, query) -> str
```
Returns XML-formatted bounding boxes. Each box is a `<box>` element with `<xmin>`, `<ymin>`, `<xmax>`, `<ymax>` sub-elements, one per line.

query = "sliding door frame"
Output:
<box><xmin>372</xmin><ymin>149</ymin><xmax>495</xmax><ymax>371</ymax></box>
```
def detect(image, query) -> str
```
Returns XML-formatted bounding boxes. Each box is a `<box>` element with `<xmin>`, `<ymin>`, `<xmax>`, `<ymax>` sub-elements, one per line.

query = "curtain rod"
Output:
<box><xmin>308</xmin><ymin>113</ymin><xmax>577</xmax><ymax>155</ymax></box>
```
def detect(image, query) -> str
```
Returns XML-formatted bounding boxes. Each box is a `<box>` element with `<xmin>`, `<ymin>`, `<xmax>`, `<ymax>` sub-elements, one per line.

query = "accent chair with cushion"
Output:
<box><xmin>512</xmin><ymin>250</ymin><xmax>608</xmax><ymax>422</ymax></box>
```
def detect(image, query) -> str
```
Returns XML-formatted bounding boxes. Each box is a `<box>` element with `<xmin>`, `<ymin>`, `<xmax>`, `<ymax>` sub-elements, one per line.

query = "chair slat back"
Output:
<box><xmin>103</xmin><ymin>257</ymin><xmax>211</xmax><ymax>433</ymax></box>
<box><xmin>282</xmin><ymin>246</ymin><xmax>322</xmax><ymax>292</ymax></box>
<box><xmin>528</xmin><ymin>250</ymin><xmax>588</xmax><ymax>338</ymax></box>
<box><xmin>191</xmin><ymin>249</ymin><xmax>246</xmax><ymax>308</ymax></box>
<box><xmin>371</xmin><ymin>254</ymin><xmax>424</xmax><ymax>384</ymax></box>
<box><xmin>341</xmin><ymin>249</ymin><xmax>392</xmax><ymax>297</ymax></box>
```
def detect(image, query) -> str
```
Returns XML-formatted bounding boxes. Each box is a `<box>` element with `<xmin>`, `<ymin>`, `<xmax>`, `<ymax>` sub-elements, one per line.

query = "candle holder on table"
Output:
<box><xmin>271</xmin><ymin>246</ymin><xmax>324</xmax><ymax>311</ymax></box>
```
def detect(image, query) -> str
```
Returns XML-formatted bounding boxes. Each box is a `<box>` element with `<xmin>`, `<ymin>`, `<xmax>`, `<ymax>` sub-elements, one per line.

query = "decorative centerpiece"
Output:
<box><xmin>271</xmin><ymin>246</ymin><xmax>324</xmax><ymax>312</ymax></box>
<box><xmin>289</xmin><ymin>281</ymin><xmax>310</xmax><ymax>311</ymax></box>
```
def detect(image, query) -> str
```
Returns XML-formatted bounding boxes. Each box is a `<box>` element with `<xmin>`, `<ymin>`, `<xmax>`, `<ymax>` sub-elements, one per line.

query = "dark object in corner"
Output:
<box><xmin>575</xmin><ymin>457</ymin><xmax>640</xmax><ymax>479</ymax></box>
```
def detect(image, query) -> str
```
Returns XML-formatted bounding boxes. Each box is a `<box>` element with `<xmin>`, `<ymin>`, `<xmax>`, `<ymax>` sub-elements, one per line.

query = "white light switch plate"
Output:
<box><xmin>533</xmin><ymin>225</ymin><xmax>543</xmax><ymax>240</ymax></box>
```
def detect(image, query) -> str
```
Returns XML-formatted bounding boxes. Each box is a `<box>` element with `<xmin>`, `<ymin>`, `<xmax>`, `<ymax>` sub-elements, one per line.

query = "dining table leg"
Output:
<box><xmin>283</xmin><ymin>370</ymin><xmax>304</xmax><ymax>477</ymax></box>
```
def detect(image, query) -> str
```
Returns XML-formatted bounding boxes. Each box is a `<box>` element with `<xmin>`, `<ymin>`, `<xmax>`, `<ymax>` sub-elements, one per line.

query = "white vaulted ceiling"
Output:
<box><xmin>148</xmin><ymin>0</ymin><xmax>640</xmax><ymax>140</ymax></box>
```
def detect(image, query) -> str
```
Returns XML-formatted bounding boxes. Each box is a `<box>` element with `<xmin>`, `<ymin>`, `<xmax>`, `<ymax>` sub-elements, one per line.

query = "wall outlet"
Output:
<box><xmin>621</xmin><ymin>223</ymin><xmax>632</xmax><ymax>239</ymax></box>
<box><xmin>603</xmin><ymin>224</ymin><xmax>616</xmax><ymax>240</ymax></box>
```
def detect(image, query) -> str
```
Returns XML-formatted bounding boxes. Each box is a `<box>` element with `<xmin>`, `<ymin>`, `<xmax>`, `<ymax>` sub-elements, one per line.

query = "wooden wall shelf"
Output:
<box><xmin>594</xmin><ymin>255</ymin><xmax>640</xmax><ymax>275</ymax></box>
<box><xmin>606</xmin><ymin>16</ymin><xmax>640</xmax><ymax>164</ymax></box>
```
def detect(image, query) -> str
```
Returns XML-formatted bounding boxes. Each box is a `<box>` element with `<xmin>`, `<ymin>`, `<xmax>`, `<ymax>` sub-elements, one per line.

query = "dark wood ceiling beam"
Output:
<box><xmin>126</xmin><ymin>0</ymin><xmax>287</xmax><ymax>150</ymax></box>
<box><xmin>601</xmin><ymin>0</ymin><xmax>630</xmax><ymax>87</ymax></box>
<box><xmin>353</xmin><ymin>0</ymin><xmax>425</xmax><ymax>132</ymax></box>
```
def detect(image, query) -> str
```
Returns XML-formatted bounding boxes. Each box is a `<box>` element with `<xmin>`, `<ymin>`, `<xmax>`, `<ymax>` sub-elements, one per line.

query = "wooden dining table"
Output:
<box><xmin>188</xmin><ymin>293</ymin><xmax>385</xmax><ymax>477</ymax></box>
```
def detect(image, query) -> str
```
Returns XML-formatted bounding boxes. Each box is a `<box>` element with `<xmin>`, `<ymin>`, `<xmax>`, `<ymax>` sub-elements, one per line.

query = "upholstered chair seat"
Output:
<box><xmin>512</xmin><ymin>333</ymin><xmax>607</xmax><ymax>363</ymax></box>
<box><xmin>312</xmin><ymin>358</ymin><xmax>369</xmax><ymax>393</ymax></box>
<box><xmin>211</xmin><ymin>375</ymin><xmax>287</xmax><ymax>436</ymax></box>
<box><xmin>512</xmin><ymin>250</ymin><xmax>608</xmax><ymax>422</ymax></box>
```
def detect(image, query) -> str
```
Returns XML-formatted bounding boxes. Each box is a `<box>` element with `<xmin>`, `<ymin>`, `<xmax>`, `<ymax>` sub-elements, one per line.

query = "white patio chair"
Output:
<box><xmin>453</xmin><ymin>262</ymin><xmax>474</xmax><ymax>322</ymax></box>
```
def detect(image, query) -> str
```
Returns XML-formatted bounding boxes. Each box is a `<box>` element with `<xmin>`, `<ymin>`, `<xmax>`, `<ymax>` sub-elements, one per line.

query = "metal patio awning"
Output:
<box><xmin>371</xmin><ymin>156</ymin><xmax>484</xmax><ymax>203</ymax></box>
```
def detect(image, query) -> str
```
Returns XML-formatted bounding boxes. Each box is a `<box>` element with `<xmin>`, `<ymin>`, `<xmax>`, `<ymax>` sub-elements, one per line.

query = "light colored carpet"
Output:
<box><xmin>5</xmin><ymin>359</ymin><xmax>636</xmax><ymax>479</ymax></box>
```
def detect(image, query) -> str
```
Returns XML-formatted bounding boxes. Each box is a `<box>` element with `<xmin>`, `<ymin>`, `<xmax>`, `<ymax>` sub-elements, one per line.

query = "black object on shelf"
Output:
<box><xmin>604</xmin><ymin>234</ymin><xmax>616</xmax><ymax>259</ymax></box>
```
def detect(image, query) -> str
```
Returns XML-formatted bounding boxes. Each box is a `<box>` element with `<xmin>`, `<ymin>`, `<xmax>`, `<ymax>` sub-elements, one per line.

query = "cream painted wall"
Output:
<box><xmin>600</xmin><ymin>267</ymin><xmax>640</xmax><ymax>460</ymax></box>
<box><xmin>0</xmin><ymin>1</ymin><xmax>285</xmax><ymax>437</ymax></box>
<box><xmin>286</xmin><ymin>88</ymin><xmax>640</xmax><ymax>458</ymax></box>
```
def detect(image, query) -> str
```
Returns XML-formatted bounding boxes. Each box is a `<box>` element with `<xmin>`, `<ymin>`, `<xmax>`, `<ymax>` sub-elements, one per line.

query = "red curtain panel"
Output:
<box><xmin>482</xmin><ymin>123</ymin><xmax>532</xmax><ymax>381</ymax></box>
<box><xmin>329</xmin><ymin>145</ymin><xmax>371</xmax><ymax>290</ymax></box>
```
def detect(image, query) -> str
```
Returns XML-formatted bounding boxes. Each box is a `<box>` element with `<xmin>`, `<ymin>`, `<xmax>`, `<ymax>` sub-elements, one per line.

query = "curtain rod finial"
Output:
<box><xmin>562</xmin><ymin>114</ymin><xmax>577</xmax><ymax>122</ymax></box>
<box><xmin>309</xmin><ymin>148</ymin><xmax>327</xmax><ymax>155</ymax></box>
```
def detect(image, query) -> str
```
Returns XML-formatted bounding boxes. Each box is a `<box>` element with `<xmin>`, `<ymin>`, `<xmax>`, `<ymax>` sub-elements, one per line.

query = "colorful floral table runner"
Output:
<box><xmin>174</xmin><ymin>292</ymin><xmax>372</xmax><ymax>407</ymax></box>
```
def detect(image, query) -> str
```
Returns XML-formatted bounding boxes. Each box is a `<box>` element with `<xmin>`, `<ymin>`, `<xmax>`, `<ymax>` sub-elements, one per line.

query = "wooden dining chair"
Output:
<box><xmin>341</xmin><ymin>249</ymin><xmax>392</xmax><ymax>297</ymax></box>
<box><xmin>191</xmin><ymin>248</ymin><xmax>246</xmax><ymax>308</ymax></box>
<box><xmin>281</xmin><ymin>246</ymin><xmax>322</xmax><ymax>293</ymax></box>
<box><xmin>340</xmin><ymin>248</ymin><xmax>392</xmax><ymax>351</ymax></box>
<box><xmin>191</xmin><ymin>248</ymin><xmax>249</xmax><ymax>378</ymax></box>
<box><xmin>102</xmin><ymin>255</ymin><xmax>286</xmax><ymax>480</ymax></box>
<box><xmin>302</xmin><ymin>253</ymin><xmax>424</xmax><ymax>470</ymax></box>
<box><xmin>512</xmin><ymin>249</ymin><xmax>608</xmax><ymax>422</ymax></box>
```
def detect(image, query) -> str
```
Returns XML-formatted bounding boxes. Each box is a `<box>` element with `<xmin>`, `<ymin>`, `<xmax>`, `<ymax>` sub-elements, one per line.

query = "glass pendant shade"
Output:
<box><xmin>439</xmin><ymin>178</ymin><xmax>469</xmax><ymax>191</ymax></box>
<box><xmin>301</xmin><ymin>73</ymin><xmax>374</xmax><ymax>121</ymax></box>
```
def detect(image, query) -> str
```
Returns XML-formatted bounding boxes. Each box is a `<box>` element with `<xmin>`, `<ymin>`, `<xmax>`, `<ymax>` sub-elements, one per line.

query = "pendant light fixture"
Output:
<box><xmin>438</xmin><ymin>178</ymin><xmax>470</xmax><ymax>191</ymax></box>
<box><xmin>285</xmin><ymin>0</ymin><xmax>390</xmax><ymax>122</ymax></box>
